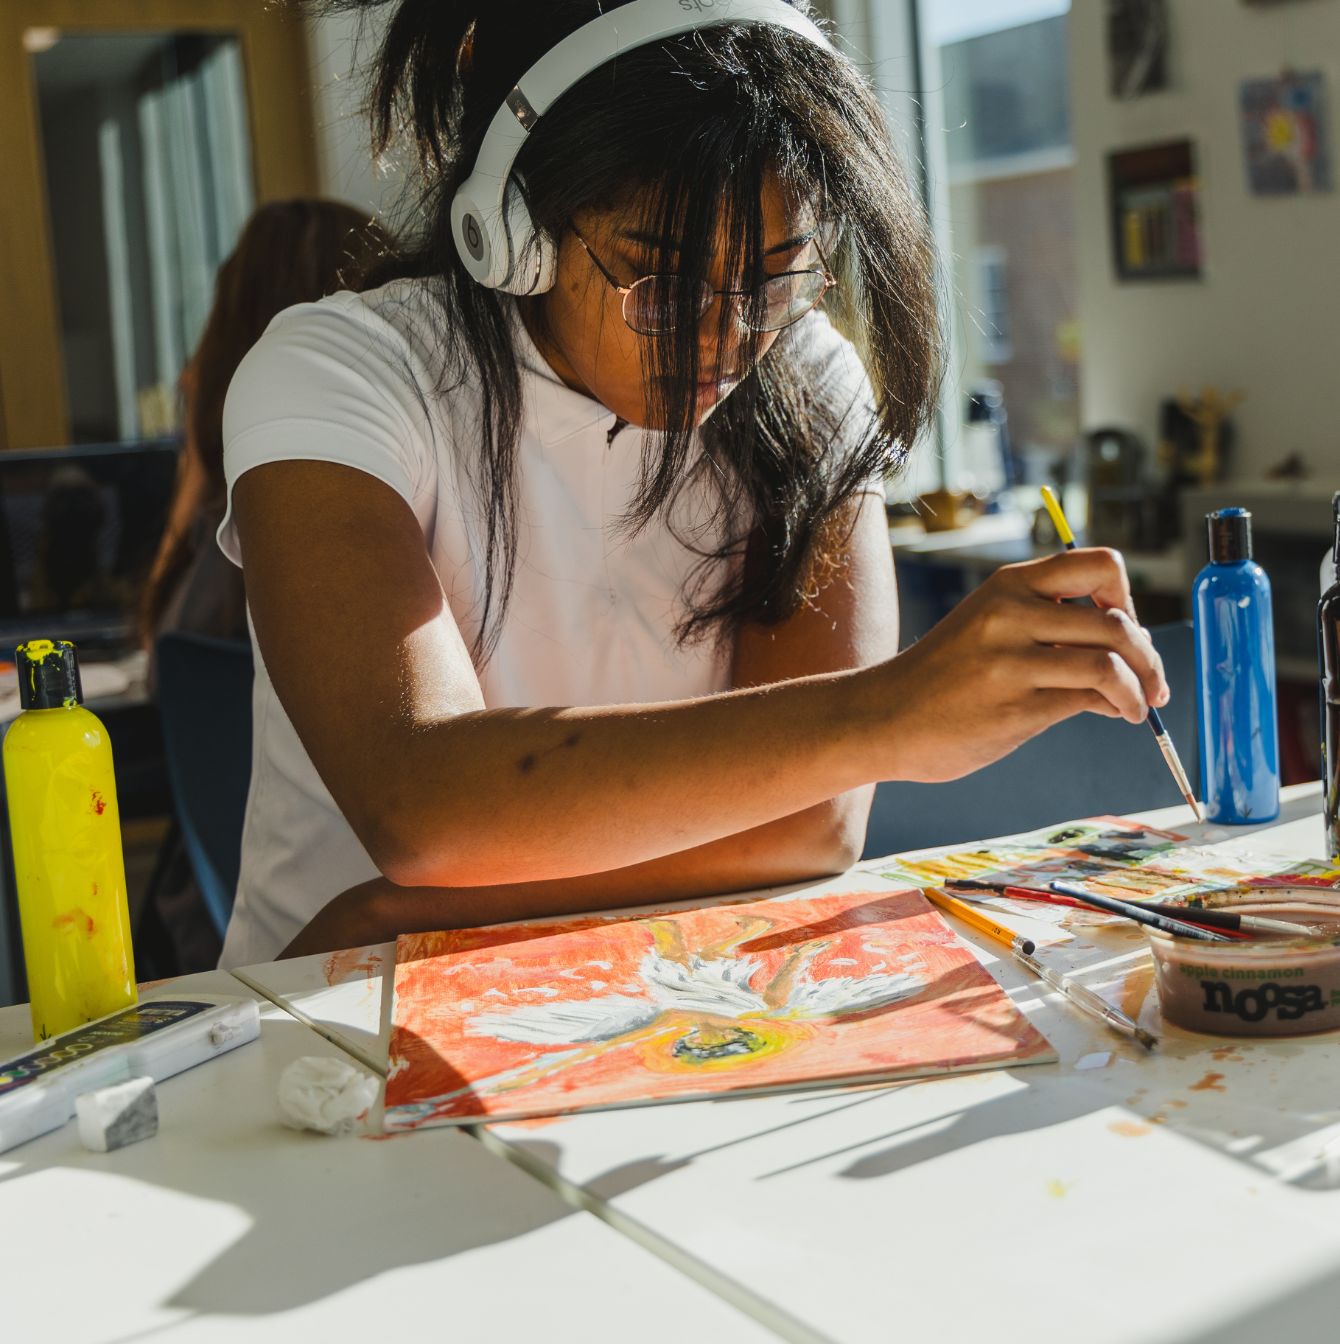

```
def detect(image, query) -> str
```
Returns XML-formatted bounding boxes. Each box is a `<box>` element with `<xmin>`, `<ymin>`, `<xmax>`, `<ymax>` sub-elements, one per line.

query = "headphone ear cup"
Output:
<box><xmin>495</xmin><ymin>176</ymin><xmax>557</xmax><ymax>296</ymax></box>
<box><xmin>451</xmin><ymin>183</ymin><xmax>502</xmax><ymax>287</ymax></box>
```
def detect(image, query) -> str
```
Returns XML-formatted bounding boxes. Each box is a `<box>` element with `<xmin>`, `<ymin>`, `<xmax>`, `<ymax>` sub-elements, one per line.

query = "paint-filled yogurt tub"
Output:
<box><xmin>1148</xmin><ymin>890</ymin><xmax>1340</xmax><ymax>1037</ymax></box>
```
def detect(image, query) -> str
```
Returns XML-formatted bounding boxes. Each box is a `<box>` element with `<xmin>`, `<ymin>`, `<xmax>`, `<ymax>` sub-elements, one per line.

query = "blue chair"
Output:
<box><xmin>154</xmin><ymin>634</ymin><xmax>254</xmax><ymax>938</ymax></box>
<box><xmin>862</xmin><ymin>621</ymin><xmax>1198</xmax><ymax>859</ymax></box>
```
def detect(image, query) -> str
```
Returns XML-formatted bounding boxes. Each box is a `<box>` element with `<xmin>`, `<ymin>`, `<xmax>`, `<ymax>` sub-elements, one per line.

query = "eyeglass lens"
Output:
<box><xmin>623</xmin><ymin>270</ymin><xmax>829</xmax><ymax>336</ymax></box>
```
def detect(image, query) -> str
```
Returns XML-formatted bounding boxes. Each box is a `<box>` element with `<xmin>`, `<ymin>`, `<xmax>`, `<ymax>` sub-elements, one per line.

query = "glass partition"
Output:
<box><xmin>30</xmin><ymin>29</ymin><xmax>254</xmax><ymax>443</ymax></box>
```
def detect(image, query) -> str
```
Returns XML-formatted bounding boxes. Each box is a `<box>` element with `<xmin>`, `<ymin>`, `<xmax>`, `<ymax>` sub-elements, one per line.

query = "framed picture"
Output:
<box><xmin>1240</xmin><ymin>71</ymin><xmax>1332</xmax><ymax>195</ymax></box>
<box><xmin>1108</xmin><ymin>140</ymin><xmax>1202</xmax><ymax>281</ymax></box>
<box><xmin>1107</xmin><ymin>0</ymin><xmax>1170</xmax><ymax>99</ymax></box>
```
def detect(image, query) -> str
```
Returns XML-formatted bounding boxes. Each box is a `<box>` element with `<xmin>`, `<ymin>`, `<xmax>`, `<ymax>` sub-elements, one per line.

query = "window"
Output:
<box><xmin>923</xmin><ymin>0</ymin><xmax>1077</xmax><ymax>487</ymax></box>
<box><xmin>824</xmin><ymin>0</ymin><xmax>1079</xmax><ymax>491</ymax></box>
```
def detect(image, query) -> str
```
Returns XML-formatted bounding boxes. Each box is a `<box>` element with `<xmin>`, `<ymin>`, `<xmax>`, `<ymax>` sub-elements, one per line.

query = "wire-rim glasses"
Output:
<box><xmin>570</xmin><ymin>224</ymin><xmax>838</xmax><ymax>336</ymax></box>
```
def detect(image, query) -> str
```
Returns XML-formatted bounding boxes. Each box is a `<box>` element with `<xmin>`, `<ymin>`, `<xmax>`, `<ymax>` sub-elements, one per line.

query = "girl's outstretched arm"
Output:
<box><xmin>282</xmin><ymin>490</ymin><xmax>897</xmax><ymax>954</ymax></box>
<box><xmin>237</xmin><ymin>460</ymin><xmax>1166</xmax><ymax>897</ymax></box>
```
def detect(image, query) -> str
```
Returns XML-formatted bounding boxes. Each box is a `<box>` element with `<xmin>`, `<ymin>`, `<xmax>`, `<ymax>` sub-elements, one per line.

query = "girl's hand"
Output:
<box><xmin>877</xmin><ymin>548</ymin><xmax>1169</xmax><ymax>783</ymax></box>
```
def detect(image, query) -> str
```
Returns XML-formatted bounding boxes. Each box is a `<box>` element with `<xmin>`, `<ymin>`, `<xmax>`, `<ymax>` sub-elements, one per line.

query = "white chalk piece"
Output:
<box><xmin>76</xmin><ymin>1076</ymin><xmax>158</xmax><ymax>1152</ymax></box>
<box><xmin>277</xmin><ymin>1056</ymin><xmax>379</xmax><ymax>1136</ymax></box>
<box><xmin>0</xmin><ymin>995</ymin><xmax>260</xmax><ymax>1155</ymax></box>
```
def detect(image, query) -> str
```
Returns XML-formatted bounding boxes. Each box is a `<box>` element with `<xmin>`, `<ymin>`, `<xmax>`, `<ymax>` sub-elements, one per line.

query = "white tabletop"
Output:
<box><xmin>239</xmin><ymin>785</ymin><xmax>1340</xmax><ymax>1344</ymax></box>
<box><xmin>0</xmin><ymin>970</ymin><xmax>775</xmax><ymax>1342</ymax></box>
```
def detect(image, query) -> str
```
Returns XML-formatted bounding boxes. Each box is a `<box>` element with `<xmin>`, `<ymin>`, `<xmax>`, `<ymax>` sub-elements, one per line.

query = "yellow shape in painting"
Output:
<box><xmin>636</xmin><ymin>1012</ymin><xmax>805</xmax><ymax>1075</ymax></box>
<box><xmin>1266</xmin><ymin>110</ymin><xmax>1295</xmax><ymax>151</ymax></box>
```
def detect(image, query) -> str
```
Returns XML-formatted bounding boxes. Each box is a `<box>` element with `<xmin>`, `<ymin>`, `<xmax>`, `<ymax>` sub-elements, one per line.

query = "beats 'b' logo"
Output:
<box><xmin>462</xmin><ymin>214</ymin><xmax>485</xmax><ymax>261</ymax></box>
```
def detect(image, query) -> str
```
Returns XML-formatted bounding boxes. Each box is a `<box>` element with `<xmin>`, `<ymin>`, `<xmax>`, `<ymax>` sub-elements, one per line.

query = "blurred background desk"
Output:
<box><xmin>891</xmin><ymin>508</ymin><xmax>1186</xmax><ymax>644</ymax></box>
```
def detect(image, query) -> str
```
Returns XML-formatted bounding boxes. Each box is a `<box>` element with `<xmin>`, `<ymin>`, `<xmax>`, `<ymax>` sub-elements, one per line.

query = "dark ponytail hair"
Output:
<box><xmin>309</xmin><ymin>0</ymin><xmax>941</xmax><ymax>656</ymax></box>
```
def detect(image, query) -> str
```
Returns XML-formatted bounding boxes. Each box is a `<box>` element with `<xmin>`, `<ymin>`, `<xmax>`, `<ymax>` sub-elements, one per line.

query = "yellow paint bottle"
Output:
<box><xmin>4</xmin><ymin>640</ymin><xmax>136</xmax><ymax>1040</ymax></box>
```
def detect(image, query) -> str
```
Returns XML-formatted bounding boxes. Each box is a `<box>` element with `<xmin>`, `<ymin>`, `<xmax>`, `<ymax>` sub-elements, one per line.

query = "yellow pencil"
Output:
<box><xmin>923</xmin><ymin>887</ymin><xmax>1030</xmax><ymax>953</ymax></box>
<box><xmin>923</xmin><ymin>887</ymin><xmax>1157</xmax><ymax>1050</ymax></box>
<box><xmin>1039</xmin><ymin>487</ymin><xmax>1203</xmax><ymax>823</ymax></box>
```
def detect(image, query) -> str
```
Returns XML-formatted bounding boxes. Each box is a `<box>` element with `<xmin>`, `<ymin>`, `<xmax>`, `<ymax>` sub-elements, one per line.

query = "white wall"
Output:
<box><xmin>1070</xmin><ymin>0</ymin><xmax>1340</xmax><ymax>481</ymax></box>
<box><xmin>306</xmin><ymin>10</ymin><xmax>405</xmax><ymax>222</ymax></box>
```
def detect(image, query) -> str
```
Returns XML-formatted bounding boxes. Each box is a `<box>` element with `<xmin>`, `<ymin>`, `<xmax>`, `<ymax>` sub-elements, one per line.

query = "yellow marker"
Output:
<box><xmin>1038</xmin><ymin>487</ymin><xmax>1204</xmax><ymax>824</ymax></box>
<box><xmin>4</xmin><ymin>640</ymin><xmax>136</xmax><ymax>1041</ymax></box>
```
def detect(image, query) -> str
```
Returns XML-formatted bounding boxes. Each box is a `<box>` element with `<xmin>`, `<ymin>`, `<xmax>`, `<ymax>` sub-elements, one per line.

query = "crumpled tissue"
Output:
<box><xmin>277</xmin><ymin>1055</ymin><xmax>379</xmax><ymax>1135</ymax></box>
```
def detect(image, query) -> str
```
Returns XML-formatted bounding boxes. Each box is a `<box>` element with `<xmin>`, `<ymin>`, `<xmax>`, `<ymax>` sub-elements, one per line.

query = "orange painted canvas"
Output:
<box><xmin>383</xmin><ymin>887</ymin><xmax>1055</xmax><ymax>1129</ymax></box>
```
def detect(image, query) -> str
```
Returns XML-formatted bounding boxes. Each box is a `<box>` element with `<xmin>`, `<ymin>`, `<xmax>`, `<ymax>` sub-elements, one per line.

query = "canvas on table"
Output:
<box><xmin>383</xmin><ymin>884</ymin><xmax>1056</xmax><ymax>1130</ymax></box>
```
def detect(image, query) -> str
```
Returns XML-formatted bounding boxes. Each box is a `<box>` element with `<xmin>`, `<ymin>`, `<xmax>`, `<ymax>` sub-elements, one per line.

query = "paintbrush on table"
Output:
<box><xmin>1049</xmin><ymin>879</ymin><xmax>1235</xmax><ymax>942</ymax></box>
<box><xmin>947</xmin><ymin>878</ymin><xmax>1313</xmax><ymax>937</ymax></box>
<box><xmin>1039</xmin><ymin>486</ymin><xmax>1204</xmax><ymax>823</ymax></box>
<box><xmin>945</xmin><ymin>878</ymin><xmax>1240</xmax><ymax>937</ymax></box>
<box><xmin>923</xmin><ymin>887</ymin><xmax>1157</xmax><ymax>1051</ymax></box>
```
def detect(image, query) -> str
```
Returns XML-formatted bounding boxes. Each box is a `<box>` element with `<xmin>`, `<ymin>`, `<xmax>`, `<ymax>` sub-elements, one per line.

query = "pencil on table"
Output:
<box><xmin>923</xmin><ymin>887</ymin><xmax>1157</xmax><ymax>1050</ymax></box>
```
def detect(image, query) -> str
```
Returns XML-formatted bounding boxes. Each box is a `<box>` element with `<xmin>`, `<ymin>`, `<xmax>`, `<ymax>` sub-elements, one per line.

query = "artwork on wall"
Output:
<box><xmin>1106</xmin><ymin>0</ymin><xmax>1170</xmax><ymax>99</ymax></box>
<box><xmin>1108</xmin><ymin>139</ymin><xmax>1202</xmax><ymax>281</ymax></box>
<box><xmin>383</xmin><ymin>883</ymin><xmax>1056</xmax><ymax>1129</ymax></box>
<box><xmin>1240</xmin><ymin>71</ymin><xmax>1332</xmax><ymax>196</ymax></box>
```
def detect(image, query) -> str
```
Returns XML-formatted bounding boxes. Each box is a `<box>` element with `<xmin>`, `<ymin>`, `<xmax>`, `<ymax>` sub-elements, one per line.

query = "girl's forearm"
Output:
<box><xmin>356</xmin><ymin>665</ymin><xmax>887</xmax><ymax>888</ymax></box>
<box><xmin>284</xmin><ymin>789</ymin><xmax>872</xmax><ymax>958</ymax></box>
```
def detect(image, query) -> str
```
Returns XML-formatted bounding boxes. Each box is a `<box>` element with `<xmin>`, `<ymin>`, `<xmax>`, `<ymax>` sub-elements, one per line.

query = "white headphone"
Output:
<box><xmin>450</xmin><ymin>0</ymin><xmax>833</xmax><ymax>295</ymax></box>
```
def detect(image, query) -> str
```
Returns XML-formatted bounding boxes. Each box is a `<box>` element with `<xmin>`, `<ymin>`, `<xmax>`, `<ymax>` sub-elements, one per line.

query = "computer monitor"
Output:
<box><xmin>0</xmin><ymin>439</ymin><xmax>180</xmax><ymax>652</ymax></box>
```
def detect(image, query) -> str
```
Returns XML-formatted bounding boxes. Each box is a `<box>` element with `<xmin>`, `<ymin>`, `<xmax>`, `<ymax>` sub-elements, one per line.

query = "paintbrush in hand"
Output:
<box><xmin>1040</xmin><ymin>486</ymin><xmax>1204</xmax><ymax>823</ymax></box>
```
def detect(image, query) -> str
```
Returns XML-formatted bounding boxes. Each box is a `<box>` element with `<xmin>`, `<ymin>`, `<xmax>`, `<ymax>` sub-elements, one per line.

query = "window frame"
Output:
<box><xmin>0</xmin><ymin>0</ymin><xmax>319</xmax><ymax>451</ymax></box>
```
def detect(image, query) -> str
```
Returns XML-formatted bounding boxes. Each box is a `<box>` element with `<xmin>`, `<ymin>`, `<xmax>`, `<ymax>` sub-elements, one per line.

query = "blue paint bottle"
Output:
<box><xmin>1192</xmin><ymin>508</ymin><xmax>1279</xmax><ymax>824</ymax></box>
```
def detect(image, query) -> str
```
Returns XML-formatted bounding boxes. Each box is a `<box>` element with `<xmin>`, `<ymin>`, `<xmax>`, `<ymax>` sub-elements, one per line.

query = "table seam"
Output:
<box><xmin>473</xmin><ymin>1123</ymin><xmax>829</xmax><ymax>1344</ymax></box>
<box><xmin>226</xmin><ymin>965</ymin><xmax>811</xmax><ymax>1343</ymax></box>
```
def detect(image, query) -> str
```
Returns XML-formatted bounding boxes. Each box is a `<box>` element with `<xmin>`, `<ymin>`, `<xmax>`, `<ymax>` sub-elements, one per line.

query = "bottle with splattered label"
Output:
<box><xmin>1192</xmin><ymin>509</ymin><xmax>1280</xmax><ymax>825</ymax></box>
<box><xmin>3</xmin><ymin>640</ymin><xmax>136</xmax><ymax>1040</ymax></box>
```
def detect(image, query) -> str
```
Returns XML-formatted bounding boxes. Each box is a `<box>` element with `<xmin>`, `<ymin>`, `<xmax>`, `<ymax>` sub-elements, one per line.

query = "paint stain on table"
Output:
<box><xmin>1109</xmin><ymin>1119</ymin><xmax>1152</xmax><ymax>1137</ymax></box>
<box><xmin>1045</xmin><ymin>1178</ymin><xmax>1076</xmax><ymax>1198</ymax></box>
<box><xmin>323</xmin><ymin>947</ymin><xmax>385</xmax><ymax>987</ymax></box>
<box><xmin>1190</xmin><ymin>1071</ymin><xmax>1227</xmax><ymax>1093</ymax></box>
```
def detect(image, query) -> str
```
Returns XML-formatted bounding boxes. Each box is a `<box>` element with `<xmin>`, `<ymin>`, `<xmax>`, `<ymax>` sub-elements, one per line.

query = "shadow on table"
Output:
<box><xmin>0</xmin><ymin>1015</ymin><xmax>577</xmax><ymax>1322</ymax></box>
<box><xmin>756</xmin><ymin>952</ymin><xmax>1340</xmax><ymax>1196</ymax></box>
<box><xmin>1168</xmin><ymin>787</ymin><xmax>1323</xmax><ymax>844</ymax></box>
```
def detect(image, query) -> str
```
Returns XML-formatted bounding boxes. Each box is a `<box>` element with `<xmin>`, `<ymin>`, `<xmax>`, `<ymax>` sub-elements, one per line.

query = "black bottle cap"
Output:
<box><xmin>1206</xmin><ymin>508</ymin><xmax>1252</xmax><ymax>564</ymax></box>
<box><xmin>15</xmin><ymin>639</ymin><xmax>83</xmax><ymax>709</ymax></box>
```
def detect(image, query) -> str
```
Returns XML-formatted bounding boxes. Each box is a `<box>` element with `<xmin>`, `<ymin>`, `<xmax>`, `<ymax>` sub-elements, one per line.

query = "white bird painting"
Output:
<box><xmin>384</xmin><ymin>886</ymin><xmax>1056</xmax><ymax>1129</ymax></box>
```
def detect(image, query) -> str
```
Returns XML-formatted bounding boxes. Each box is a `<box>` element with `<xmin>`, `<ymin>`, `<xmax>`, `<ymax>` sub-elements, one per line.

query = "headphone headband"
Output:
<box><xmin>451</xmin><ymin>0</ymin><xmax>833</xmax><ymax>294</ymax></box>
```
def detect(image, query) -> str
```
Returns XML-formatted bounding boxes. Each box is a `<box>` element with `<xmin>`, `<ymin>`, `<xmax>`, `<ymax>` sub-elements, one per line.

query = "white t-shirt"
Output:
<box><xmin>216</xmin><ymin>278</ymin><xmax>876</xmax><ymax>966</ymax></box>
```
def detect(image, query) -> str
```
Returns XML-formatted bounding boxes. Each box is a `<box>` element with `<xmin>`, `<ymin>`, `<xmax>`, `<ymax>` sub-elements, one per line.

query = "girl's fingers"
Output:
<box><xmin>1034</xmin><ymin>688</ymin><xmax>1125</xmax><ymax>725</ymax></box>
<box><xmin>1014</xmin><ymin>548</ymin><xmax>1136</xmax><ymax>618</ymax></box>
<box><xmin>1026</xmin><ymin>645</ymin><xmax>1150</xmax><ymax>724</ymax></box>
<box><xmin>1025</xmin><ymin>601</ymin><xmax>1169</xmax><ymax>707</ymax></box>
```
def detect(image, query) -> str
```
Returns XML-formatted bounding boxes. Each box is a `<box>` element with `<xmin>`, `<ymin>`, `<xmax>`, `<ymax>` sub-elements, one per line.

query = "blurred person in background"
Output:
<box><xmin>139</xmin><ymin>199</ymin><xmax>393</xmax><ymax>973</ymax></box>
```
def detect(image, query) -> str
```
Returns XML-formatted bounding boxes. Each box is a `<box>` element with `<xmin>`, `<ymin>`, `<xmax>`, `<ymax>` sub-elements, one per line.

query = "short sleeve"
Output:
<box><xmin>217</xmin><ymin>293</ymin><xmax>436</xmax><ymax>566</ymax></box>
<box><xmin>797</xmin><ymin>309</ymin><xmax>886</xmax><ymax>499</ymax></box>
